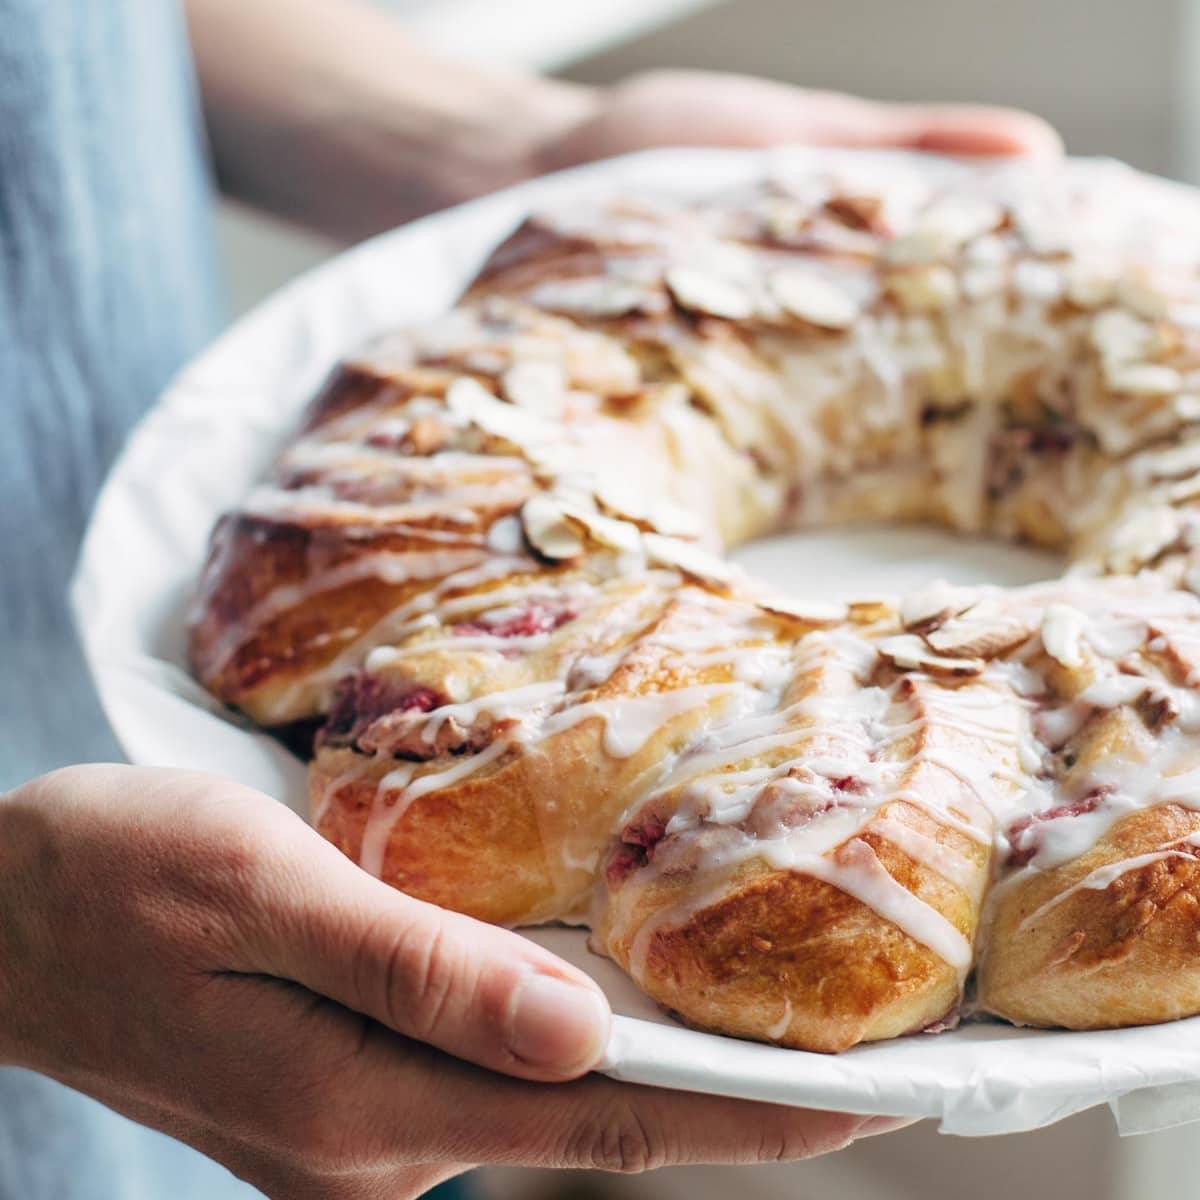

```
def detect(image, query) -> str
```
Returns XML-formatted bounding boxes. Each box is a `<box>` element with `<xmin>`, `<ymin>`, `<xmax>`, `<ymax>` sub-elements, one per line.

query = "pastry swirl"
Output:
<box><xmin>191</xmin><ymin>155</ymin><xmax>1200</xmax><ymax>1050</ymax></box>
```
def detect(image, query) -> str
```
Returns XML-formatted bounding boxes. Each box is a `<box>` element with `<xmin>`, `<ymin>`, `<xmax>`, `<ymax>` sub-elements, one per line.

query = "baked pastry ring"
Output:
<box><xmin>191</xmin><ymin>155</ymin><xmax>1200</xmax><ymax>1051</ymax></box>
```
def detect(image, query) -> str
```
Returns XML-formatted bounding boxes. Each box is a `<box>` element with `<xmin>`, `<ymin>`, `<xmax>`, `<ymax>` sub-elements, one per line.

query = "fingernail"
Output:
<box><xmin>853</xmin><ymin>1115</ymin><xmax>919</xmax><ymax>1140</ymax></box>
<box><xmin>508</xmin><ymin>973</ymin><xmax>610</xmax><ymax>1075</ymax></box>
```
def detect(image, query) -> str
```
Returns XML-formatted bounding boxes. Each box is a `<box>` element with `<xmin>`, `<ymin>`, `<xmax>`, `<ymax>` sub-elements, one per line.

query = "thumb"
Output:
<box><xmin>876</xmin><ymin>101</ymin><xmax>1064</xmax><ymax>159</ymax></box>
<box><xmin>235</xmin><ymin>819</ymin><xmax>611</xmax><ymax>1083</ymax></box>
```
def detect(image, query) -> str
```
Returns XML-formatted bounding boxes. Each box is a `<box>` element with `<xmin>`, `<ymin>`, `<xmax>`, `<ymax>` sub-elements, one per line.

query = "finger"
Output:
<box><xmin>506</xmin><ymin>1076</ymin><xmax>910</xmax><ymax>1172</ymax></box>
<box><xmin>612</xmin><ymin>74</ymin><xmax>1062</xmax><ymax>159</ymax></box>
<box><xmin>751</xmin><ymin>89</ymin><xmax>1063</xmax><ymax>158</ymax></box>
<box><xmin>187</xmin><ymin>966</ymin><xmax>910</xmax><ymax>1178</ymax></box>
<box><xmin>878</xmin><ymin>101</ymin><xmax>1064</xmax><ymax>158</ymax></box>
<box><xmin>320</xmin><ymin>1025</ymin><xmax>909</xmax><ymax>1173</ymax></box>
<box><xmin>222</xmin><ymin>813</ymin><xmax>610</xmax><ymax>1083</ymax></box>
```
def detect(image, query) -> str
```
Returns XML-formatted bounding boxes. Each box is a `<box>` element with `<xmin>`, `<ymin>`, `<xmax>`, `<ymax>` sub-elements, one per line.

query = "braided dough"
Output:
<box><xmin>191</xmin><ymin>155</ymin><xmax>1200</xmax><ymax>1051</ymax></box>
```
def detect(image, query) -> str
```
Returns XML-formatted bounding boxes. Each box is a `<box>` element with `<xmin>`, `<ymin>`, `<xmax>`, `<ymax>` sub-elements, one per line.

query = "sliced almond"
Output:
<box><xmin>1117</xmin><ymin>272</ymin><xmax>1172</xmax><ymax>321</ymax></box>
<box><xmin>964</xmin><ymin>234</ymin><xmax>1009</xmax><ymax>266</ymax></box>
<box><xmin>644</xmin><ymin>501</ymin><xmax>705</xmax><ymax>540</ymax></box>
<box><xmin>1012</xmin><ymin>260</ymin><xmax>1063</xmax><ymax>303</ymax></box>
<box><xmin>446</xmin><ymin>377</ymin><xmax>556</xmax><ymax>447</ymax></box>
<box><xmin>761</xmin><ymin>196</ymin><xmax>810</xmax><ymax>241</ymax></box>
<box><xmin>593</xmin><ymin>478</ymin><xmax>704</xmax><ymax>539</ymax></box>
<box><xmin>1184</xmin><ymin>558</ymin><xmax>1200</xmax><ymax>596</ymax></box>
<box><xmin>961</xmin><ymin>264</ymin><xmax>1007</xmax><ymax>301</ymax></box>
<box><xmin>444</xmin><ymin>375</ymin><xmax>498</xmax><ymax>413</ymax></box>
<box><xmin>550</xmin><ymin>476</ymin><xmax>600</xmax><ymax>513</ymax></box>
<box><xmin>767</xmin><ymin>269</ymin><xmax>859</xmax><ymax>330</ymax></box>
<box><xmin>1066</xmin><ymin>265</ymin><xmax>1116</xmax><ymax>309</ymax></box>
<box><xmin>1090</xmin><ymin>309</ymin><xmax>1155</xmax><ymax>367</ymax></box>
<box><xmin>1011</xmin><ymin>199</ymin><xmax>1065</xmax><ymax>256</ymax></box>
<box><xmin>502</xmin><ymin>361</ymin><xmax>568</xmax><ymax>417</ymax></box>
<box><xmin>754</xmin><ymin>591</ymin><xmax>847</xmax><ymax>626</ymax></box>
<box><xmin>1104</xmin><ymin>504</ymin><xmax>1181</xmax><ymax>572</ymax></box>
<box><xmin>524</xmin><ymin>442</ymin><xmax>577</xmax><ymax>481</ymax></box>
<box><xmin>877</xmin><ymin>633</ymin><xmax>985</xmax><ymax>677</ymax></box>
<box><xmin>884</xmin><ymin>229</ymin><xmax>947</xmax><ymax>266</ymax></box>
<box><xmin>885</xmin><ymin>199</ymin><xmax>1001</xmax><ymax>265</ymax></box>
<box><xmin>520</xmin><ymin>494</ymin><xmax>585</xmax><ymax>561</ymax></box>
<box><xmin>560</xmin><ymin>504</ymin><xmax>643</xmax><ymax>553</ymax></box>
<box><xmin>485</xmin><ymin>514</ymin><xmax>525</xmax><ymax>555</ymax></box>
<box><xmin>925</xmin><ymin>604</ymin><xmax>1035</xmax><ymax>659</ymax></box>
<box><xmin>887</xmin><ymin>265</ymin><xmax>958</xmax><ymax>313</ymax></box>
<box><xmin>901</xmin><ymin>582</ymin><xmax>975</xmax><ymax>633</ymax></box>
<box><xmin>825</xmin><ymin>192</ymin><xmax>886</xmax><ymax>232</ymax></box>
<box><xmin>665</xmin><ymin>266</ymin><xmax>755</xmax><ymax>320</ymax></box>
<box><xmin>1105</xmin><ymin>363</ymin><xmax>1182</xmax><ymax>397</ymax></box>
<box><xmin>530</xmin><ymin>277</ymin><xmax>648</xmax><ymax>318</ymax></box>
<box><xmin>642</xmin><ymin>533</ymin><xmax>735</xmax><ymax>584</ymax></box>
<box><xmin>848</xmin><ymin>597</ymin><xmax>897</xmax><ymax>625</ymax></box>
<box><xmin>1040</xmin><ymin>603</ymin><xmax>1088</xmax><ymax>669</ymax></box>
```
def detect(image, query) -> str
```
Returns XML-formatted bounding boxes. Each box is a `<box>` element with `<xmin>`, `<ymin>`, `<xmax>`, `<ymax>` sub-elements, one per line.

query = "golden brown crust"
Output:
<box><xmin>312</xmin><ymin>685</ymin><xmax>749</xmax><ymax>925</ymax></box>
<box><xmin>597</xmin><ymin>842</ymin><xmax>964</xmax><ymax>1053</ymax></box>
<box><xmin>311</xmin><ymin>591</ymin><xmax>776</xmax><ymax>923</ymax></box>
<box><xmin>188</xmin><ymin>512</ymin><xmax>494</xmax><ymax>725</ymax></box>
<box><xmin>979</xmin><ymin>804</ymin><xmax>1200</xmax><ymax>1028</ymax></box>
<box><xmin>312</xmin><ymin>747</ymin><xmax>554</xmax><ymax>925</ymax></box>
<box><xmin>466</xmin><ymin>216</ymin><xmax>623</xmax><ymax>302</ymax></box>
<box><xmin>592</xmin><ymin>657</ymin><xmax>1013</xmax><ymax>1050</ymax></box>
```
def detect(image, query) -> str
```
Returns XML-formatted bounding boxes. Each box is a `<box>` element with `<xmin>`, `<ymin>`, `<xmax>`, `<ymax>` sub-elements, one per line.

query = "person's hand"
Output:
<box><xmin>538</xmin><ymin>69</ymin><xmax>1062</xmax><ymax>173</ymax></box>
<box><xmin>0</xmin><ymin>765</ymin><xmax>909</xmax><ymax>1199</ymax></box>
<box><xmin>538</xmin><ymin>69</ymin><xmax>1061</xmax><ymax>172</ymax></box>
<box><xmin>187</xmin><ymin>0</ymin><xmax>1061</xmax><ymax>241</ymax></box>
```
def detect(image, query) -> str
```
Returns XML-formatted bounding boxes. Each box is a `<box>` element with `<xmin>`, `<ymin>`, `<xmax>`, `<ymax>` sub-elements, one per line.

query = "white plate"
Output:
<box><xmin>73</xmin><ymin>147</ymin><xmax>1200</xmax><ymax>1137</ymax></box>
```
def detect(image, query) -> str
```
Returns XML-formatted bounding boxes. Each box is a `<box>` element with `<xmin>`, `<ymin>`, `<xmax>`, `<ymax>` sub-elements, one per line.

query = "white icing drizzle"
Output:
<box><xmin>764</xmin><ymin>999</ymin><xmax>794</xmax><ymax>1041</ymax></box>
<box><xmin>761</xmin><ymin>837</ymin><xmax>973</xmax><ymax>973</ymax></box>
<box><xmin>332</xmin><ymin>564</ymin><xmax>1200</xmax><ymax>988</ymax></box>
<box><xmin>204</xmin><ymin>547</ymin><xmax>488</xmax><ymax>680</ymax></box>
<box><xmin>360</xmin><ymin>739</ymin><xmax>512</xmax><ymax>877</ymax></box>
<box><xmin>242</xmin><ymin>485</ymin><xmax>499</xmax><ymax>526</ymax></box>
<box><xmin>539</xmin><ymin>683</ymin><xmax>743</xmax><ymax>757</ymax></box>
<box><xmin>624</xmin><ymin>876</ymin><xmax>736</xmax><ymax>984</ymax></box>
<box><xmin>867</xmin><ymin>816</ymin><xmax>981</xmax><ymax>892</ymax></box>
<box><xmin>359</xmin><ymin>763</ymin><xmax>417</xmax><ymax>878</ymax></box>
<box><xmin>608</xmin><ymin>643</ymin><xmax>1031</xmax><ymax>974</ymax></box>
<box><xmin>261</xmin><ymin>555</ymin><xmax>534</xmax><ymax>718</ymax></box>
<box><xmin>310</xmin><ymin>769</ymin><xmax>359</xmax><ymax>829</ymax></box>
<box><xmin>1015</xmin><ymin>833</ymin><xmax>1200</xmax><ymax>934</ymax></box>
<box><xmin>420</xmin><ymin>680</ymin><xmax>567</xmax><ymax>744</ymax></box>
<box><xmin>357</xmin><ymin>681</ymin><xmax>743</xmax><ymax>875</ymax></box>
<box><xmin>402</xmin><ymin>737</ymin><xmax>512</xmax><ymax>802</ymax></box>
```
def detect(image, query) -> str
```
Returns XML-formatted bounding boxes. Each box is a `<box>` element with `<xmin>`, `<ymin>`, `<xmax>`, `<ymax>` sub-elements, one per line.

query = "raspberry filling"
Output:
<box><xmin>609</xmin><ymin>770</ymin><xmax>867</xmax><ymax>885</ymax></box>
<box><xmin>1028</xmin><ymin>427</ymin><xmax>1075</xmax><ymax>455</ymax></box>
<box><xmin>319</xmin><ymin>672</ymin><xmax>445</xmax><ymax>749</ymax></box>
<box><xmin>454</xmin><ymin>598</ymin><xmax>579</xmax><ymax>639</ymax></box>
<box><xmin>608</xmin><ymin>813</ymin><xmax>668</xmax><ymax>886</ymax></box>
<box><xmin>1005</xmin><ymin>788</ymin><xmax>1106</xmax><ymax>867</ymax></box>
<box><xmin>986</xmin><ymin>423</ymin><xmax>1082</xmax><ymax>499</ymax></box>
